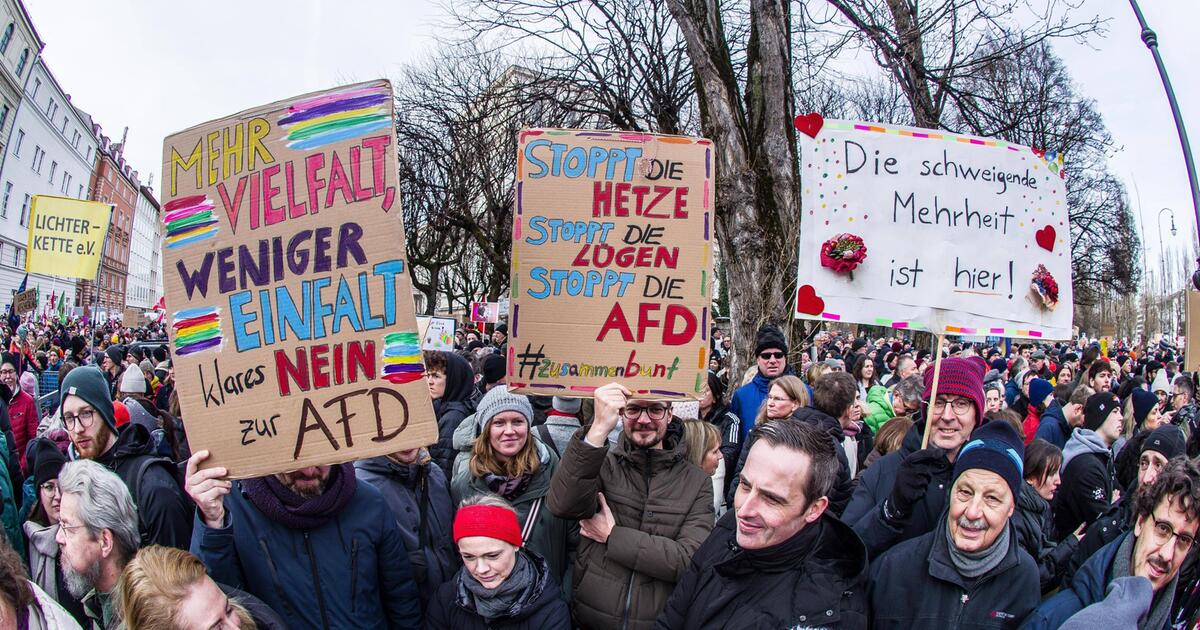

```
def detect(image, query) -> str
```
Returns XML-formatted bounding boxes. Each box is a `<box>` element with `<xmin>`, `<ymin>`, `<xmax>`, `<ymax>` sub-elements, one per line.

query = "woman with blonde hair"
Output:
<box><xmin>451</xmin><ymin>387</ymin><xmax>575</xmax><ymax>586</ymax></box>
<box><xmin>116</xmin><ymin>545</ymin><xmax>282</xmax><ymax>629</ymax></box>
<box><xmin>752</xmin><ymin>375</ymin><xmax>810</xmax><ymax>431</ymax></box>
<box><xmin>682</xmin><ymin>420</ymin><xmax>726</xmax><ymax>518</ymax></box>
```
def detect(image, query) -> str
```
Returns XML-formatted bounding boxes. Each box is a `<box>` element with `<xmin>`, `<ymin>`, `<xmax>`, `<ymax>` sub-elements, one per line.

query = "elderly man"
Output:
<box><xmin>657</xmin><ymin>420</ymin><xmax>868</xmax><ymax>628</ymax></box>
<box><xmin>729</xmin><ymin>324</ymin><xmax>791</xmax><ymax>442</ymax></box>
<box><xmin>1024</xmin><ymin>457</ymin><xmax>1200</xmax><ymax>629</ymax></box>
<box><xmin>844</xmin><ymin>357</ymin><xmax>986</xmax><ymax>557</ymax></box>
<box><xmin>56</xmin><ymin>459</ymin><xmax>140</xmax><ymax>629</ymax></box>
<box><xmin>548</xmin><ymin>382</ymin><xmax>714</xmax><ymax>630</ymax></box>
<box><xmin>869</xmin><ymin>422</ymin><xmax>1038</xmax><ymax>628</ymax></box>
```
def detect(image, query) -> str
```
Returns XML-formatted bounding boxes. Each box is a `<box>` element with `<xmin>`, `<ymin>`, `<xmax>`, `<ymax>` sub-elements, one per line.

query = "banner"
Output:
<box><xmin>793</xmin><ymin>116</ymin><xmax>1073</xmax><ymax>339</ymax></box>
<box><xmin>470</xmin><ymin>301</ymin><xmax>499</xmax><ymax>323</ymax></box>
<box><xmin>161</xmin><ymin>80</ymin><xmax>436</xmax><ymax>478</ymax></box>
<box><xmin>12</xmin><ymin>289</ymin><xmax>36</xmax><ymax>315</ymax></box>
<box><xmin>509</xmin><ymin>128</ymin><xmax>713</xmax><ymax>399</ymax></box>
<box><xmin>1186</xmin><ymin>292</ymin><xmax>1200</xmax><ymax>372</ymax></box>
<box><xmin>418</xmin><ymin>316</ymin><xmax>456</xmax><ymax>351</ymax></box>
<box><xmin>26</xmin><ymin>196</ymin><xmax>111</xmax><ymax>279</ymax></box>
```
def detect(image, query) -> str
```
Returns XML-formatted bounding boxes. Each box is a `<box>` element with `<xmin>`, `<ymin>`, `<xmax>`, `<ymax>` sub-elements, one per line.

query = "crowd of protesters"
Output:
<box><xmin>2</xmin><ymin>309</ymin><xmax>1200</xmax><ymax>628</ymax></box>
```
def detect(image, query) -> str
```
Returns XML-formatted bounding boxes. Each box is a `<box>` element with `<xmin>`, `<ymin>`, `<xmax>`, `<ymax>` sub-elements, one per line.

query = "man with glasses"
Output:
<box><xmin>548</xmin><ymin>382</ymin><xmax>714</xmax><ymax>630</ymax></box>
<box><xmin>58</xmin><ymin>366</ymin><xmax>192</xmax><ymax>549</ymax></box>
<box><xmin>1171</xmin><ymin>375</ymin><xmax>1199</xmax><ymax>441</ymax></box>
<box><xmin>844</xmin><ymin>356</ymin><xmax>986</xmax><ymax>558</ymax></box>
<box><xmin>1024</xmin><ymin>457</ymin><xmax>1200</xmax><ymax>628</ymax></box>
<box><xmin>729</xmin><ymin>324</ymin><xmax>791</xmax><ymax>443</ymax></box>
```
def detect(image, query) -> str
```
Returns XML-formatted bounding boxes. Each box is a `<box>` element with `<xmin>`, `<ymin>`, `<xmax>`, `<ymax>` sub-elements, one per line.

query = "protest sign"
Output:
<box><xmin>26</xmin><ymin>196</ymin><xmax>111</xmax><ymax>279</ymax></box>
<box><xmin>470</xmin><ymin>301</ymin><xmax>499</xmax><ymax>323</ymax></box>
<box><xmin>418</xmin><ymin>316</ymin><xmax>456</xmax><ymax>351</ymax></box>
<box><xmin>12</xmin><ymin>289</ymin><xmax>36</xmax><ymax>315</ymax></box>
<box><xmin>161</xmin><ymin>80</ymin><xmax>436</xmax><ymax>478</ymax></box>
<box><xmin>793</xmin><ymin>117</ymin><xmax>1073</xmax><ymax>339</ymax></box>
<box><xmin>123</xmin><ymin>308</ymin><xmax>142</xmax><ymax>327</ymax></box>
<box><xmin>509</xmin><ymin>129</ymin><xmax>713</xmax><ymax>399</ymax></box>
<box><xmin>1186</xmin><ymin>292</ymin><xmax>1200</xmax><ymax>371</ymax></box>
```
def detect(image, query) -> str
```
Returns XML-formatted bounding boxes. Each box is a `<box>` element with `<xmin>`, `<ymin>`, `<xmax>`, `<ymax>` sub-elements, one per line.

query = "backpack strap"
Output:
<box><xmin>536</xmin><ymin>424</ymin><xmax>560</xmax><ymax>458</ymax></box>
<box><xmin>521</xmin><ymin>497</ymin><xmax>543</xmax><ymax>542</ymax></box>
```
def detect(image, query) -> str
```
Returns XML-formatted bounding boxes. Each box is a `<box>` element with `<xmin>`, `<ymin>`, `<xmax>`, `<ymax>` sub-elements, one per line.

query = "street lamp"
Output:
<box><xmin>1158</xmin><ymin>207</ymin><xmax>1177</xmax><ymax>295</ymax></box>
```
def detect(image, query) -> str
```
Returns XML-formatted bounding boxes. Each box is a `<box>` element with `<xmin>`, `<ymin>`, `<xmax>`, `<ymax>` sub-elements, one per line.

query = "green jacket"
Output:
<box><xmin>864</xmin><ymin>385</ymin><xmax>895</xmax><ymax>433</ymax></box>
<box><xmin>0</xmin><ymin>433</ymin><xmax>23</xmax><ymax>562</ymax></box>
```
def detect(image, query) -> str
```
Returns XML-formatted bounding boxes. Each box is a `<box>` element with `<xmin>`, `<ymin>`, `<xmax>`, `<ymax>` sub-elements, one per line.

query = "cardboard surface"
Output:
<box><xmin>794</xmin><ymin>119</ymin><xmax>1074</xmax><ymax>340</ymax></box>
<box><xmin>160</xmin><ymin>80</ymin><xmax>436</xmax><ymax>479</ymax></box>
<box><xmin>123</xmin><ymin>308</ymin><xmax>143</xmax><ymax>327</ymax></box>
<box><xmin>26</xmin><ymin>196</ymin><xmax>112</xmax><ymax>279</ymax></box>
<box><xmin>509</xmin><ymin>129</ymin><xmax>713</xmax><ymax>399</ymax></box>
<box><xmin>12</xmin><ymin>289</ymin><xmax>36</xmax><ymax>315</ymax></box>
<box><xmin>1186</xmin><ymin>291</ymin><xmax>1200</xmax><ymax>372</ymax></box>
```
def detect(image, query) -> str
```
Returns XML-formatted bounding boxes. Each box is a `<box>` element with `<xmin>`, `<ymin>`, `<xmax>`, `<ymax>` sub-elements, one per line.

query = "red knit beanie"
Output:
<box><xmin>923</xmin><ymin>356</ymin><xmax>986</xmax><ymax>418</ymax></box>
<box><xmin>112</xmin><ymin>400</ymin><xmax>130</xmax><ymax>428</ymax></box>
<box><xmin>453</xmin><ymin>505</ymin><xmax>523</xmax><ymax>548</ymax></box>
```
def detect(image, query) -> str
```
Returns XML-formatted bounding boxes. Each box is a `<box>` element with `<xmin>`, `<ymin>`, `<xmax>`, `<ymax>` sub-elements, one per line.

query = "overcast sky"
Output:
<box><xmin>24</xmin><ymin>0</ymin><xmax>1198</xmax><ymax>291</ymax></box>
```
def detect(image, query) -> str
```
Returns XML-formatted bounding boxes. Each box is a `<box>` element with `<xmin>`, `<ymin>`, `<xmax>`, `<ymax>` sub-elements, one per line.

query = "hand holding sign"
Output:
<box><xmin>185</xmin><ymin>450</ymin><xmax>230</xmax><ymax>529</ymax></box>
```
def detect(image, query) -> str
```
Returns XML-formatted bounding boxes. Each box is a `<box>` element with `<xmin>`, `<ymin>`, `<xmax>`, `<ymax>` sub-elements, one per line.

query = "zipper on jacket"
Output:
<box><xmin>620</xmin><ymin>572</ymin><xmax>635</xmax><ymax>630</ymax></box>
<box><xmin>258</xmin><ymin>538</ymin><xmax>299</xmax><ymax>621</ymax></box>
<box><xmin>350</xmin><ymin>538</ymin><xmax>359</xmax><ymax>613</ymax></box>
<box><xmin>304</xmin><ymin>531</ymin><xmax>331</xmax><ymax>629</ymax></box>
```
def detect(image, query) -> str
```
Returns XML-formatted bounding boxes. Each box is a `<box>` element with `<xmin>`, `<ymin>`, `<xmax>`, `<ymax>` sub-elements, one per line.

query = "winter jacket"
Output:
<box><xmin>432</xmin><ymin>352</ymin><xmax>476</xmax><ymax>473</ymax></box>
<box><xmin>869</xmin><ymin>521</ymin><xmax>1039</xmax><ymax>629</ymax></box>
<box><xmin>1052</xmin><ymin>429</ymin><xmax>1115</xmax><ymax>537</ymax></box>
<box><xmin>426</xmin><ymin>548</ymin><xmax>571</xmax><ymax>630</ymax></box>
<box><xmin>1064</xmin><ymin>498</ymin><xmax>1132</xmax><ymax>583</ymax></box>
<box><xmin>450</xmin><ymin>438</ymin><xmax>577</xmax><ymax>583</ymax></box>
<box><xmin>1014</xmin><ymin>482</ymin><xmax>1078</xmax><ymax>593</ymax></box>
<box><xmin>354</xmin><ymin>455</ymin><xmax>457</xmax><ymax>607</ymax></box>
<box><xmin>1115</xmin><ymin>428</ymin><xmax>1159</xmax><ymax>492</ymax></box>
<box><xmin>26</xmin><ymin>581</ymin><xmax>83</xmax><ymax>630</ymax></box>
<box><xmin>730</xmin><ymin>372</ymin><xmax>773</xmax><ymax>442</ymax></box>
<box><xmin>864</xmin><ymin>385</ymin><xmax>895</xmax><ymax>433</ymax></box>
<box><xmin>23</xmin><ymin>520</ymin><xmax>86</xmax><ymax>624</ymax></box>
<box><xmin>9</xmin><ymin>389</ymin><xmax>36</xmax><ymax>472</ymax></box>
<box><xmin>1034</xmin><ymin>401</ymin><xmax>1071</xmax><ymax>450</ymax></box>
<box><xmin>190</xmin><ymin>476</ymin><xmax>421</xmax><ymax>630</ymax></box>
<box><xmin>1023</xmin><ymin>406</ymin><xmax>1042</xmax><ymax>445</ymax></box>
<box><xmin>547</xmin><ymin>421</ymin><xmax>714</xmax><ymax>630</ymax></box>
<box><xmin>656</xmin><ymin>510</ymin><xmax>868</xmax><ymax>629</ymax></box>
<box><xmin>1006</xmin><ymin>378</ymin><xmax>1022</xmax><ymax>407</ymax></box>
<box><xmin>87</xmin><ymin>423</ymin><xmax>193</xmax><ymax>549</ymax></box>
<box><xmin>702</xmin><ymin>404</ymin><xmax>741</xmax><ymax>493</ymax></box>
<box><xmin>0</xmin><ymin>432</ymin><xmax>20</xmax><ymax>557</ymax></box>
<box><xmin>843</xmin><ymin>424</ymin><xmax>953</xmax><ymax>558</ymax></box>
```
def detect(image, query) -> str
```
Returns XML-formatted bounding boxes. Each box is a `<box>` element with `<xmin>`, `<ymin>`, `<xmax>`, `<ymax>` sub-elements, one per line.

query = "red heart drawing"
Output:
<box><xmin>796</xmin><ymin>285</ymin><xmax>825</xmax><ymax>315</ymax></box>
<box><xmin>1031</xmin><ymin>147</ymin><xmax>1046</xmax><ymax>159</ymax></box>
<box><xmin>1035</xmin><ymin>225</ymin><xmax>1056</xmax><ymax>252</ymax></box>
<box><xmin>793</xmin><ymin>113</ymin><xmax>824</xmax><ymax>139</ymax></box>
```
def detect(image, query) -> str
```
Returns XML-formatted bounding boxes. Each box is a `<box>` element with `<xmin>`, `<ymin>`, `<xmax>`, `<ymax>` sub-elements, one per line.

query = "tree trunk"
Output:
<box><xmin>668</xmin><ymin>0</ymin><xmax>802</xmax><ymax>382</ymax></box>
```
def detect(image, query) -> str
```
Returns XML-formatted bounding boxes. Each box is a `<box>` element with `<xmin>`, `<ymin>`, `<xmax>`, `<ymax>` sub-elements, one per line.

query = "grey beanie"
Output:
<box><xmin>475</xmin><ymin>386</ymin><xmax>533</xmax><ymax>430</ymax></box>
<box><xmin>59</xmin><ymin>366</ymin><xmax>115</xmax><ymax>431</ymax></box>
<box><xmin>552</xmin><ymin>396</ymin><xmax>581</xmax><ymax>414</ymax></box>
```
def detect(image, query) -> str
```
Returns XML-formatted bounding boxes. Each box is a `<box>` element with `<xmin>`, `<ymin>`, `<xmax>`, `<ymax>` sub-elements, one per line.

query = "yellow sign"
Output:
<box><xmin>25</xmin><ymin>196</ymin><xmax>111</xmax><ymax>280</ymax></box>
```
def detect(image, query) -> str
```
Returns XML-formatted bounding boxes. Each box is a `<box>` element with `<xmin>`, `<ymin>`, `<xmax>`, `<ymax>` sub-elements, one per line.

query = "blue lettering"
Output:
<box><xmin>523</xmin><ymin>139</ymin><xmax>551</xmax><ymax>178</ymax></box>
<box><xmin>229</xmin><ymin>290</ymin><xmax>260</xmax><ymax>352</ymax></box>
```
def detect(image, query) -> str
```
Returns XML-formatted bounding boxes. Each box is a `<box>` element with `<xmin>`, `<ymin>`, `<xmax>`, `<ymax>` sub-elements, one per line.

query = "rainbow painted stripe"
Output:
<box><xmin>278</xmin><ymin>86</ymin><xmax>391</xmax><ymax>150</ymax></box>
<box><xmin>381</xmin><ymin>332</ymin><xmax>424</xmax><ymax>384</ymax></box>
<box><xmin>172</xmin><ymin>307</ymin><xmax>222</xmax><ymax>356</ymax></box>
<box><xmin>163</xmin><ymin>195</ymin><xmax>218</xmax><ymax>249</ymax></box>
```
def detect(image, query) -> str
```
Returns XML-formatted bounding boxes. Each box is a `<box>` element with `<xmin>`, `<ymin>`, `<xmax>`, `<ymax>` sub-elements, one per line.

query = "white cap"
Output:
<box><xmin>119</xmin><ymin>366</ymin><xmax>147</xmax><ymax>394</ymax></box>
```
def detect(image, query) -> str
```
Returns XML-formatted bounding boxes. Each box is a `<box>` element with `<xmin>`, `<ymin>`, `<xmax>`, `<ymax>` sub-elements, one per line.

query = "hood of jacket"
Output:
<box><xmin>1063</xmin><ymin>428</ymin><xmax>1111</xmax><ymax>469</ymax></box>
<box><xmin>354</xmin><ymin>453</ymin><xmax>434</xmax><ymax>488</ymax></box>
<box><xmin>611</xmin><ymin>417</ymin><xmax>688</xmax><ymax>472</ymax></box>
<box><xmin>1018</xmin><ymin>482</ymin><xmax>1050</xmax><ymax>520</ymax></box>
<box><xmin>791</xmin><ymin>406</ymin><xmax>846</xmax><ymax>442</ymax></box>
<box><xmin>88</xmin><ymin>422</ymin><xmax>154</xmax><ymax>465</ymax></box>
<box><xmin>714</xmin><ymin>511</ymin><xmax>867</xmax><ymax>583</ymax></box>
<box><xmin>437</xmin><ymin>352</ymin><xmax>476</xmax><ymax>409</ymax></box>
<box><xmin>122</xmin><ymin>396</ymin><xmax>160</xmax><ymax>433</ymax></box>
<box><xmin>452</xmin><ymin>412</ymin><xmax>479</xmax><ymax>453</ymax></box>
<box><xmin>22</xmin><ymin>520</ymin><xmax>59</xmax><ymax>557</ymax></box>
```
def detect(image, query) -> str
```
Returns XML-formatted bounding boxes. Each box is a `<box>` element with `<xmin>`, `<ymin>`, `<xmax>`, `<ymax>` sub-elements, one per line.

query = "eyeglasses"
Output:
<box><xmin>1150</xmin><ymin>510</ymin><xmax>1196</xmax><ymax>553</ymax></box>
<box><xmin>39</xmin><ymin>481</ymin><xmax>58</xmax><ymax>494</ymax></box>
<box><xmin>62</xmin><ymin>408</ymin><xmax>96</xmax><ymax>431</ymax></box>
<box><xmin>621</xmin><ymin>405</ymin><xmax>668</xmax><ymax>421</ymax></box>
<box><xmin>932</xmin><ymin>397</ymin><xmax>973</xmax><ymax>416</ymax></box>
<box><xmin>758</xmin><ymin>352</ymin><xmax>785</xmax><ymax>360</ymax></box>
<box><xmin>59</xmin><ymin>522</ymin><xmax>88</xmax><ymax>536</ymax></box>
<box><xmin>0</xmin><ymin>368</ymin><xmax>15</xmax><ymax>376</ymax></box>
<box><xmin>766</xmin><ymin>395</ymin><xmax>795</xmax><ymax>404</ymax></box>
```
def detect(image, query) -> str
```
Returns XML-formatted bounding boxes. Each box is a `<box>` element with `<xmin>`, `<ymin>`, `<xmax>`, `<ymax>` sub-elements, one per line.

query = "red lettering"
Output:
<box><xmin>333</xmin><ymin>343</ymin><xmax>344</xmax><ymax>385</ymax></box>
<box><xmin>310</xmin><ymin>343</ymin><xmax>331</xmax><ymax>389</ymax></box>
<box><xmin>324</xmin><ymin>152</ymin><xmax>354</xmax><ymax>208</ymax></box>
<box><xmin>673</xmin><ymin>186</ymin><xmax>689</xmax><ymax>218</ymax></box>
<box><xmin>592</xmin><ymin>181</ymin><xmax>612</xmax><ymax>217</ymax></box>
<box><xmin>614</xmin><ymin>182</ymin><xmax>631</xmax><ymax>217</ymax></box>
<box><xmin>663</xmin><ymin>305</ymin><xmax>698</xmax><ymax>345</ymax></box>
<box><xmin>284</xmin><ymin>162</ymin><xmax>308</xmax><ymax>219</ymax></box>
<box><xmin>275</xmin><ymin>348</ymin><xmax>309</xmax><ymax>396</ymax></box>
<box><xmin>348</xmin><ymin>146</ymin><xmax>373</xmax><ymax>201</ymax></box>
<box><xmin>636</xmin><ymin>303</ymin><xmax>661</xmax><ymax>343</ymax></box>
<box><xmin>261</xmin><ymin>164</ymin><xmax>284</xmax><ymax>225</ymax></box>
<box><xmin>347</xmin><ymin>340</ymin><xmax>376</xmax><ymax>382</ymax></box>
<box><xmin>248</xmin><ymin>170</ymin><xmax>261</xmax><ymax>230</ymax></box>
<box><xmin>597</xmin><ymin>303</ymin><xmax>634</xmax><ymax>342</ymax></box>
<box><xmin>305</xmin><ymin>153</ymin><xmax>326</xmax><ymax>215</ymax></box>
<box><xmin>655</xmin><ymin>247</ymin><xmax>679</xmax><ymax>268</ymax></box>
<box><xmin>642</xmin><ymin>186</ymin><xmax>672</xmax><ymax>219</ymax></box>
<box><xmin>217</xmin><ymin>176</ymin><xmax>248</xmax><ymax>234</ymax></box>
<box><xmin>361</xmin><ymin>135</ymin><xmax>390</xmax><ymax>194</ymax></box>
<box><xmin>572</xmin><ymin>244</ymin><xmax>591</xmax><ymax>267</ymax></box>
<box><xmin>623</xmin><ymin>349</ymin><xmax>640</xmax><ymax>378</ymax></box>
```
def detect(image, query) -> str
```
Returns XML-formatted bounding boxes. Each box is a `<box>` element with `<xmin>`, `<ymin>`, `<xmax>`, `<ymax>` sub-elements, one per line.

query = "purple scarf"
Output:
<box><xmin>242</xmin><ymin>462</ymin><xmax>357</xmax><ymax>530</ymax></box>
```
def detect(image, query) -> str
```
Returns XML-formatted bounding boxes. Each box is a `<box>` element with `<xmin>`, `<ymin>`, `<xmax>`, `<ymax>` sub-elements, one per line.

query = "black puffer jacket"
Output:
<box><xmin>426</xmin><ymin>549</ymin><xmax>571</xmax><ymax>630</ymax></box>
<box><xmin>843</xmin><ymin>424</ymin><xmax>953</xmax><ymax>558</ymax></box>
<box><xmin>1063</xmin><ymin>496</ymin><xmax>1132</xmax><ymax>583</ymax></box>
<box><xmin>1051</xmin><ymin>429</ymin><xmax>1115</xmax><ymax>537</ymax></box>
<box><xmin>91</xmin><ymin>423</ymin><xmax>193</xmax><ymax>549</ymax></box>
<box><xmin>430</xmin><ymin>352</ymin><xmax>476</xmax><ymax>473</ymax></box>
<box><xmin>1013</xmin><ymin>482</ymin><xmax>1077</xmax><ymax>592</ymax></box>
<box><xmin>656</xmin><ymin>511</ymin><xmax>868</xmax><ymax>629</ymax></box>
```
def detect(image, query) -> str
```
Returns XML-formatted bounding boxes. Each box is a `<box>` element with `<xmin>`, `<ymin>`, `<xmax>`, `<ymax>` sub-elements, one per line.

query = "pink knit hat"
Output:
<box><xmin>923</xmin><ymin>356</ymin><xmax>986</xmax><ymax>418</ymax></box>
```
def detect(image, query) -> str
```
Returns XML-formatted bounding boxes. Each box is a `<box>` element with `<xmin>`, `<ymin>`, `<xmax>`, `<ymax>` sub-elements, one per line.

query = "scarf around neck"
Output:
<box><xmin>459</xmin><ymin>549</ymin><xmax>537</xmax><ymax>620</ymax></box>
<box><xmin>242</xmin><ymin>462</ymin><xmax>356</xmax><ymax>530</ymax></box>
<box><xmin>484</xmin><ymin>472</ymin><xmax>533</xmax><ymax>501</ymax></box>
<box><xmin>1112</xmin><ymin>530</ymin><xmax>1176</xmax><ymax>630</ymax></box>
<box><xmin>944</xmin><ymin>517</ymin><xmax>1010</xmax><ymax>578</ymax></box>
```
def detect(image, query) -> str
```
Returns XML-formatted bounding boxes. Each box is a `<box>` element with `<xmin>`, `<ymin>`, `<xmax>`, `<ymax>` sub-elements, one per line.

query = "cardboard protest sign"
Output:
<box><xmin>510</xmin><ymin>129</ymin><xmax>713</xmax><ymax>399</ymax></box>
<box><xmin>471</xmin><ymin>301</ymin><xmax>499</xmax><ymax>323</ymax></box>
<box><xmin>1186</xmin><ymin>291</ymin><xmax>1200</xmax><ymax>372</ymax></box>
<box><xmin>12</xmin><ymin>289</ymin><xmax>36</xmax><ymax>315</ymax></box>
<box><xmin>123</xmin><ymin>308</ymin><xmax>143</xmax><ymax>327</ymax></box>
<box><xmin>26</xmin><ymin>196</ymin><xmax>112</xmax><ymax>279</ymax></box>
<box><xmin>161</xmin><ymin>80</ymin><xmax>436</xmax><ymax>478</ymax></box>
<box><xmin>418</xmin><ymin>316</ymin><xmax>456</xmax><ymax>351</ymax></box>
<box><xmin>794</xmin><ymin>117</ymin><xmax>1073</xmax><ymax>339</ymax></box>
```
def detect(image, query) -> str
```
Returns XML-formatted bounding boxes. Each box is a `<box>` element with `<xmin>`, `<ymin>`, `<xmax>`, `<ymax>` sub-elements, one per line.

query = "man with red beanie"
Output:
<box><xmin>843</xmin><ymin>356</ymin><xmax>986</xmax><ymax>558</ymax></box>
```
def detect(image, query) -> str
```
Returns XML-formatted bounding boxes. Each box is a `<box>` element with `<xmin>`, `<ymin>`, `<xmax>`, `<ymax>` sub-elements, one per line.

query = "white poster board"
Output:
<box><xmin>793</xmin><ymin>117</ymin><xmax>1073</xmax><ymax>340</ymax></box>
<box><xmin>418</xmin><ymin>316</ymin><xmax>456</xmax><ymax>351</ymax></box>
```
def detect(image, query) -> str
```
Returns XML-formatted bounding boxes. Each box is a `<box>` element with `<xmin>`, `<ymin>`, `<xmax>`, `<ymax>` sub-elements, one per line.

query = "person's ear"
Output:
<box><xmin>803</xmin><ymin>496</ymin><xmax>829</xmax><ymax>524</ymax></box>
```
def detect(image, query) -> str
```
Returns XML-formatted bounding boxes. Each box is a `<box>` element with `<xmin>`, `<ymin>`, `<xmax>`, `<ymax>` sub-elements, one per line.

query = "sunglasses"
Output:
<box><xmin>759</xmin><ymin>351</ymin><xmax>785</xmax><ymax>360</ymax></box>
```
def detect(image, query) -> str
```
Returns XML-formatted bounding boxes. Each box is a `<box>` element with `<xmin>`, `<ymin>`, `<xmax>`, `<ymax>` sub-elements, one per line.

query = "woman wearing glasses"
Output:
<box><xmin>21</xmin><ymin>438</ymin><xmax>86</xmax><ymax>625</ymax></box>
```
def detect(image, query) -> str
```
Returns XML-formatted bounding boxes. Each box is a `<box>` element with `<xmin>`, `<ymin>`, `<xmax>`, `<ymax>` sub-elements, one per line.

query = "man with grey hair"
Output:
<box><xmin>55</xmin><ymin>459</ymin><xmax>140</xmax><ymax>629</ymax></box>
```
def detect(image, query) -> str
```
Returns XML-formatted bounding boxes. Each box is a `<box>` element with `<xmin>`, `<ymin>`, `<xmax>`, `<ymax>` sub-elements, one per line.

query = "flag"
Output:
<box><xmin>57</xmin><ymin>293</ymin><xmax>66</xmax><ymax>324</ymax></box>
<box><xmin>15</xmin><ymin>274</ymin><xmax>26</xmax><ymax>294</ymax></box>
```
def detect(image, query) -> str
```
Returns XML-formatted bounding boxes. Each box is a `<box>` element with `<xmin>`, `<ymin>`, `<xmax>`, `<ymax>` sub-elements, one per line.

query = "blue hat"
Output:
<box><xmin>1132</xmin><ymin>388</ymin><xmax>1159</xmax><ymax>427</ymax></box>
<box><xmin>1029</xmin><ymin>378</ymin><xmax>1054</xmax><ymax>407</ymax></box>
<box><xmin>953</xmin><ymin>421</ymin><xmax>1025</xmax><ymax>500</ymax></box>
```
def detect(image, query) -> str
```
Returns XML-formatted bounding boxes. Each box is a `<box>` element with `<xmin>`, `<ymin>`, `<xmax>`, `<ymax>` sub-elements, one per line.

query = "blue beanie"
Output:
<box><xmin>1132</xmin><ymin>388</ymin><xmax>1159</xmax><ymax>427</ymax></box>
<box><xmin>953</xmin><ymin>421</ymin><xmax>1025</xmax><ymax>500</ymax></box>
<box><xmin>1029</xmin><ymin>378</ymin><xmax>1054</xmax><ymax>407</ymax></box>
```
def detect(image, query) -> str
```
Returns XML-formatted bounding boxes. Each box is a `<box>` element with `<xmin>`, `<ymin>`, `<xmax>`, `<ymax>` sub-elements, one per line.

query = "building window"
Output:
<box><xmin>60</xmin><ymin>116</ymin><xmax>66</xmax><ymax>133</ymax></box>
<box><xmin>1</xmin><ymin>182</ymin><xmax>10</xmax><ymax>218</ymax></box>
<box><xmin>15</xmin><ymin>247</ymin><xmax>23</xmax><ymax>269</ymax></box>
<box><xmin>15</xmin><ymin>49</ymin><xmax>27</xmax><ymax>77</ymax></box>
<box><xmin>0</xmin><ymin>23</ymin><xmax>12</xmax><ymax>54</ymax></box>
<box><xmin>48</xmin><ymin>160</ymin><xmax>56</xmax><ymax>184</ymax></box>
<box><xmin>76</xmin><ymin>184</ymin><xmax>82</xmax><ymax>198</ymax></box>
<box><xmin>31</xmin><ymin>145</ymin><xmax>42</xmax><ymax>173</ymax></box>
<box><xmin>61</xmin><ymin>172</ymin><xmax>70</xmax><ymax>194</ymax></box>
<box><xmin>30</xmin><ymin>78</ymin><xmax>39</xmax><ymax>99</ymax></box>
<box><xmin>11</xmin><ymin>129</ymin><xmax>21</xmax><ymax>156</ymax></box>
<box><xmin>0</xmin><ymin>105</ymin><xmax>8</xmax><ymax>133</ymax></box>
<box><xmin>19</xmin><ymin>193</ymin><xmax>29</xmax><ymax>226</ymax></box>
<box><xmin>46</xmin><ymin>99</ymin><xmax>55</xmax><ymax>118</ymax></box>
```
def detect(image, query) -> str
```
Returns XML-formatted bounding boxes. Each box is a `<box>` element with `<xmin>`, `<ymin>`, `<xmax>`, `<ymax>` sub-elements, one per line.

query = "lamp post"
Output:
<box><xmin>1159</xmin><ymin>207</ymin><xmax>1178</xmax><ymax>295</ymax></box>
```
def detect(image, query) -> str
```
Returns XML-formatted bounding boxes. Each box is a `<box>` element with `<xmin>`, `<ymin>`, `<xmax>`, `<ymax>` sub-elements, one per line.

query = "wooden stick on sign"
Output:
<box><xmin>921</xmin><ymin>334</ymin><xmax>948</xmax><ymax>449</ymax></box>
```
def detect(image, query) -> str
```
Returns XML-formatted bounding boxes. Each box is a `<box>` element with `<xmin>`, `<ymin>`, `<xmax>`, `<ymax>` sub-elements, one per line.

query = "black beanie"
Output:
<box><xmin>32</xmin><ymin>439</ymin><xmax>66</xmax><ymax>487</ymax></box>
<box><xmin>1083</xmin><ymin>392</ymin><xmax>1120</xmax><ymax>431</ymax></box>
<box><xmin>480</xmin><ymin>354</ymin><xmax>506</xmax><ymax>385</ymax></box>
<box><xmin>754</xmin><ymin>325</ymin><xmax>787</xmax><ymax>356</ymax></box>
<box><xmin>953</xmin><ymin>421</ymin><xmax>1025</xmax><ymax>500</ymax></box>
<box><xmin>104</xmin><ymin>345</ymin><xmax>126</xmax><ymax>366</ymax></box>
<box><xmin>1142</xmin><ymin>425</ymin><xmax>1186</xmax><ymax>461</ymax></box>
<box><xmin>59</xmin><ymin>366</ymin><xmax>116</xmax><ymax>431</ymax></box>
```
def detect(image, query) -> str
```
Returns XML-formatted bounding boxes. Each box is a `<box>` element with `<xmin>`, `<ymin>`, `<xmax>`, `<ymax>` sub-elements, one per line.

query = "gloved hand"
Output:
<box><xmin>885</xmin><ymin>447</ymin><xmax>947</xmax><ymax>522</ymax></box>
